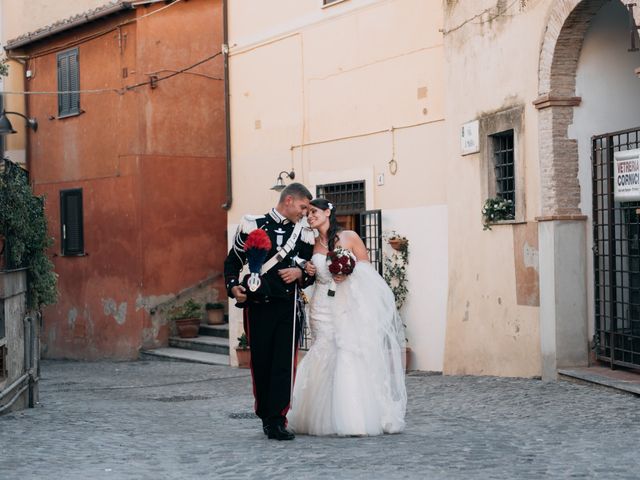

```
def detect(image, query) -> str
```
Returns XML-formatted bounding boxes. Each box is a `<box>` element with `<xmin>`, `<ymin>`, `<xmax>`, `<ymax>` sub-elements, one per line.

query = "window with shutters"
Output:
<box><xmin>57</xmin><ymin>48</ymin><xmax>80</xmax><ymax>117</ymax></box>
<box><xmin>60</xmin><ymin>189</ymin><xmax>84</xmax><ymax>255</ymax></box>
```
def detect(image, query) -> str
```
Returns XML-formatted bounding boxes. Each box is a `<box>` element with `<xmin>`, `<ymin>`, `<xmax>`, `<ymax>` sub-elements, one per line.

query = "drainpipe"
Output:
<box><xmin>221</xmin><ymin>0</ymin><xmax>232</xmax><ymax>210</ymax></box>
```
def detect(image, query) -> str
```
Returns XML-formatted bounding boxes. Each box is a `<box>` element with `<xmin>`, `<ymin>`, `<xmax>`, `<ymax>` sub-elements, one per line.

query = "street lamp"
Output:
<box><xmin>270</xmin><ymin>170</ymin><xmax>295</xmax><ymax>192</ymax></box>
<box><xmin>0</xmin><ymin>110</ymin><xmax>38</xmax><ymax>135</ymax></box>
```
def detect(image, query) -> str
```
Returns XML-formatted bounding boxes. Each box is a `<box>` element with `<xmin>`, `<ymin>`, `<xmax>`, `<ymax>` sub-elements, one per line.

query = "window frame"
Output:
<box><xmin>57</xmin><ymin>48</ymin><xmax>80</xmax><ymax>118</ymax></box>
<box><xmin>60</xmin><ymin>188</ymin><xmax>85</xmax><ymax>256</ymax></box>
<box><xmin>479</xmin><ymin>106</ymin><xmax>525</xmax><ymax>225</ymax></box>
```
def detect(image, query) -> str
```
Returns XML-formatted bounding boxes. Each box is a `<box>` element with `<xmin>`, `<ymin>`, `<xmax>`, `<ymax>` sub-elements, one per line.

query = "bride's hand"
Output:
<box><xmin>333</xmin><ymin>273</ymin><xmax>346</xmax><ymax>284</ymax></box>
<box><xmin>305</xmin><ymin>261</ymin><xmax>317</xmax><ymax>276</ymax></box>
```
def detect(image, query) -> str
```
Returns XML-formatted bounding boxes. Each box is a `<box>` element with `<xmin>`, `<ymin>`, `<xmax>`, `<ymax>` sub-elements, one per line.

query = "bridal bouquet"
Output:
<box><xmin>326</xmin><ymin>248</ymin><xmax>357</xmax><ymax>297</ymax></box>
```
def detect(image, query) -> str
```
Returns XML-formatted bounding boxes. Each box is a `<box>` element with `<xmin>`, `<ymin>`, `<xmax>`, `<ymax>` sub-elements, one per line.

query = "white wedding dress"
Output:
<box><xmin>287</xmin><ymin>253</ymin><xmax>407</xmax><ymax>436</ymax></box>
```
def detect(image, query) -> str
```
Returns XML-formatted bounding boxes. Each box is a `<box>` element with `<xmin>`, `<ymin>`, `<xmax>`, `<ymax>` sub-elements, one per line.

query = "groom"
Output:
<box><xmin>224</xmin><ymin>182</ymin><xmax>315</xmax><ymax>440</ymax></box>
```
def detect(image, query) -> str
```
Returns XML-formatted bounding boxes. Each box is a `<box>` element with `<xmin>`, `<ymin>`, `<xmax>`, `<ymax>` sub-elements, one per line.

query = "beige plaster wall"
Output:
<box><xmin>227</xmin><ymin>0</ymin><xmax>447</xmax><ymax>370</ymax></box>
<box><xmin>442</xmin><ymin>0</ymin><xmax>551</xmax><ymax>377</ymax></box>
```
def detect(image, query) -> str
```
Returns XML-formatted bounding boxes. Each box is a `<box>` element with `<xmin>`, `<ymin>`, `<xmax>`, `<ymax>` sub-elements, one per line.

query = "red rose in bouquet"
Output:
<box><xmin>326</xmin><ymin>248</ymin><xmax>356</xmax><ymax>296</ymax></box>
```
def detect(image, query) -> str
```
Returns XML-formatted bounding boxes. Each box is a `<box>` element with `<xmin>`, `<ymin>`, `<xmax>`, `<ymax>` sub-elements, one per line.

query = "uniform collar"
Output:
<box><xmin>269</xmin><ymin>208</ymin><xmax>290</xmax><ymax>225</ymax></box>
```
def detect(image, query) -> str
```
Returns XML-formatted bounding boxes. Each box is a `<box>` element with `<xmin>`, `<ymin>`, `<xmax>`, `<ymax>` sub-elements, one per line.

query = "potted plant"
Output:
<box><xmin>168</xmin><ymin>299</ymin><xmax>202</xmax><ymax>338</ymax></box>
<box><xmin>205</xmin><ymin>302</ymin><xmax>225</xmax><ymax>325</ymax></box>
<box><xmin>383</xmin><ymin>231</ymin><xmax>411</xmax><ymax>371</ymax></box>
<box><xmin>236</xmin><ymin>332</ymin><xmax>250</xmax><ymax>368</ymax></box>
<box><xmin>481</xmin><ymin>197</ymin><xmax>514</xmax><ymax>230</ymax></box>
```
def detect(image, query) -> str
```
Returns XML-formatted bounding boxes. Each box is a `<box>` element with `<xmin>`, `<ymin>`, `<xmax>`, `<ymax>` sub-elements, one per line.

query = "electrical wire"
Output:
<box><xmin>440</xmin><ymin>0</ymin><xmax>520</xmax><ymax>36</ymax></box>
<box><xmin>1</xmin><ymin>50</ymin><xmax>222</xmax><ymax>96</ymax></box>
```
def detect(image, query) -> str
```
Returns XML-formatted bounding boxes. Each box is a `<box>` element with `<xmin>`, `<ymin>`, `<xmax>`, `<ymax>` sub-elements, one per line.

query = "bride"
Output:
<box><xmin>287</xmin><ymin>198</ymin><xmax>407</xmax><ymax>436</ymax></box>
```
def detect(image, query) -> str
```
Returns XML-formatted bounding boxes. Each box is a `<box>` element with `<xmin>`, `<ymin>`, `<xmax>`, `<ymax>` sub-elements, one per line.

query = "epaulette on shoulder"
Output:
<box><xmin>301</xmin><ymin>226</ymin><xmax>315</xmax><ymax>245</ymax></box>
<box><xmin>239</xmin><ymin>214</ymin><xmax>264</xmax><ymax>234</ymax></box>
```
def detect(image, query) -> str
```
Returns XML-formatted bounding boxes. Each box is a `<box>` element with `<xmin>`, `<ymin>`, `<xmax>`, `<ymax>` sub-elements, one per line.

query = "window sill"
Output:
<box><xmin>57</xmin><ymin>110</ymin><xmax>83</xmax><ymax>120</ymax></box>
<box><xmin>485</xmin><ymin>219</ymin><xmax>527</xmax><ymax>227</ymax></box>
<box><xmin>59</xmin><ymin>253</ymin><xmax>87</xmax><ymax>257</ymax></box>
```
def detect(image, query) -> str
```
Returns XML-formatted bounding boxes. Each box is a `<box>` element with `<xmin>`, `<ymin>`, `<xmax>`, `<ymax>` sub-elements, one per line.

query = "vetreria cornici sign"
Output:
<box><xmin>614</xmin><ymin>149</ymin><xmax>640</xmax><ymax>202</ymax></box>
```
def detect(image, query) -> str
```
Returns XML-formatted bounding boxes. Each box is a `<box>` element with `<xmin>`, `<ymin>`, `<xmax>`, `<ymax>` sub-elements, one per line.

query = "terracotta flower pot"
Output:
<box><xmin>175</xmin><ymin>317</ymin><xmax>200</xmax><ymax>338</ymax></box>
<box><xmin>389</xmin><ymin>238</ymin><xmax>408</xmax><ymax>251</ymax></box>
<box><xmin>206</xmin><ymin>308</ymin><xmax>225</xmax><ymax>325</ymax></box>
<box><xmin>236</xmin><ymin>347</ymin><xmax>251</xmax><ymax>368</ymax></box>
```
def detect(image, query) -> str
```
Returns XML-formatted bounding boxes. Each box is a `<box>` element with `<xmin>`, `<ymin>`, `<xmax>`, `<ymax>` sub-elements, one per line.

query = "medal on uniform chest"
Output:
<box><xmin>274</xmin><ymin>227</ymin><xmax>286</xmax><ymax>249</ymax></box>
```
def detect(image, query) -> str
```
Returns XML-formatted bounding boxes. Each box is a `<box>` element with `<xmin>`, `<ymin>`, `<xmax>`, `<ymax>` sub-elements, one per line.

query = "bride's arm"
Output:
<box><xmin>338</xmin><ymin>230</ymin><xmax>370</xmax><ymax>262</ymax></box>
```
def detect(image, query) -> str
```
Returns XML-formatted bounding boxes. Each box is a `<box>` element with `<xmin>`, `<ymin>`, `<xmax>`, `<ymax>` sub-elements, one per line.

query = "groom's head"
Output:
<box><xmin>278</xmin><ymin>182</ymin><xmax>312</xmax><ymax>223</ymax></box>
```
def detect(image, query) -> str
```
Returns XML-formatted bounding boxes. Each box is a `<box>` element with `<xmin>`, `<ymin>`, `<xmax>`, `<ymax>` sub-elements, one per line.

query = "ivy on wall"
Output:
<box><xmin>0</xmin><ymin>160</ymin><xmax>58</xmax><ymax>309</ymax></box>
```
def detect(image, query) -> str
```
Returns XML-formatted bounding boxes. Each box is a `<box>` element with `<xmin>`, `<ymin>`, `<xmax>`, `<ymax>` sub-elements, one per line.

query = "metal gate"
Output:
<box><xmin>593</xmin><ymin>127</ymin><xmax>640</xmax><ymax>369</ymax></box>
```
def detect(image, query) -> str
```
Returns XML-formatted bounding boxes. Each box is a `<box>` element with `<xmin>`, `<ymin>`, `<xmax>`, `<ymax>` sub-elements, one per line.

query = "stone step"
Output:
<box><xmin>140</xmin><ymin>347</ymin><xmax>229</xmax><ymax>366</ymax></box>
<box><xmin>199</xmin><ymin>323</ymin><xmax>229</xmax><ymax>338</ymax></box>
<box><xmin>169</xmin><ymin>335</ymin><xmax>229</xmax><ymax>355</ymax></box>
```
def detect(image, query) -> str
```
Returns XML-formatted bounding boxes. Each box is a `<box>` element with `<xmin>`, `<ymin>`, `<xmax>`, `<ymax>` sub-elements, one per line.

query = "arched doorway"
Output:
<box><xmin>536</xmin><ymin>0</ymin><xmax>640</xmax><ymax>378</ymax></box>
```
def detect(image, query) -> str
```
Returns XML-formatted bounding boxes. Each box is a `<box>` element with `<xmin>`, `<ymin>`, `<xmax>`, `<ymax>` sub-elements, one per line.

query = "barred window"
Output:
<box><xmin>316</xmin><ymin>180</ymin><xmax>365</xmax><ymax>215</ymax></box>
<box><xmin>491</xmin><ymin>129</ymin><xmax>515</xmax><ymax>215</ymax></box>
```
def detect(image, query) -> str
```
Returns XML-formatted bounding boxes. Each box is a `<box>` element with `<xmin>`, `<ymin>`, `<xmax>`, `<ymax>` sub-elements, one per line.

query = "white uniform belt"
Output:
<box><xmin>260</xmin><ymin>222</ymin><xmax>303</xmax><ymax>275</ymax></box>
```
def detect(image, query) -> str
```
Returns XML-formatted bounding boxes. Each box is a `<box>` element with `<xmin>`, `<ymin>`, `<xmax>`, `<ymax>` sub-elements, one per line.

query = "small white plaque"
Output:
<box><xmin>461</xmin><ymin>120</ymin><xmax>480</xmax><ymax>156</ymax></box>
<box><xmin>614</xmin><ymin>148</ymin><xmax>640</xmax><ymax>201</ymax></box>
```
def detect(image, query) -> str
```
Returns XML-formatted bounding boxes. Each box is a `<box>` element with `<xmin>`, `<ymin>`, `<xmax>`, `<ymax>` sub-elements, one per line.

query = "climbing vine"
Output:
<box><xmin>0</xmin><ymin>160</ymin><xmax>58</xmax><ymax>309</ymax></box>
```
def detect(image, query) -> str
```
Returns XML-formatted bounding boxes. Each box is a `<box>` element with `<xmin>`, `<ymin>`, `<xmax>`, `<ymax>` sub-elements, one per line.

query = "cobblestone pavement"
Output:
<box><xmin>1</xmin><ymin>360</ymin><xmax>640</xmax><ymax>479</ymax></box>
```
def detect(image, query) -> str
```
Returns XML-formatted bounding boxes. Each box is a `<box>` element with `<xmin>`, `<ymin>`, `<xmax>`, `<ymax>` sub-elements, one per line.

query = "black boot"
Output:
<box><xmin>266</xmin><ymin>425</ymin><xmax>295</xmax><ymax>441</ymax></box>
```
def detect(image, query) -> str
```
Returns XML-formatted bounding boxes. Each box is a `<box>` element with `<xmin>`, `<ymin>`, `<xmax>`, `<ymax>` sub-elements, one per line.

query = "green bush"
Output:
<box><xmin>0</xmin><ymin>161</ymin><xmax>57</xmax><ymax>309</ymax></box>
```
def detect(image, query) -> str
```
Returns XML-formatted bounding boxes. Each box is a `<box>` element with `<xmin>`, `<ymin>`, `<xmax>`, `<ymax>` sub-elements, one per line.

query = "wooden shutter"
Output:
<box><xmin>359</xmin><ymin>209</ymin><xmax>382</xmax><ymax>275</ymax></box>
<box><xmin>57</xmin><ymin>49</ymin><xmax>79</xmax><ymax>117</ymax></box>
<box><xmin>69</xmin><ymin>51</ymin><xmax>80</xmax><ymax>113</ymax></box>
<box><xmin>60</xmin><ymin>189</ymin><xmax>84</xmax><ymax>255</ymax></box>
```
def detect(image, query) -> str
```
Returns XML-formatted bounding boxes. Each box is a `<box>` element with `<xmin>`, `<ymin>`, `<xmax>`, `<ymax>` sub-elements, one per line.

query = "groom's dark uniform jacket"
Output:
<box><xmin>223</xmin><ymin>208</ymin><xmax>315</xmax><ymax>427</ymax></box>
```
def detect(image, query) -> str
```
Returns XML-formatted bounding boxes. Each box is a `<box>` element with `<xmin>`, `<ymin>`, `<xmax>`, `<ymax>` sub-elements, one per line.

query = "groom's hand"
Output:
<box><xmin>304</xmin><ymin>261</ymin><xmax>317</xmax><ymax>277</ymax></box>
<box><xmin>231</xmin><ymin>285</ymin><xmax>247</xmax><ymax>303</ymax></box>
<box><xmin>278</xmin><ymin>267</ymin><xmax>302</xmax><ymax>284</ymax></box>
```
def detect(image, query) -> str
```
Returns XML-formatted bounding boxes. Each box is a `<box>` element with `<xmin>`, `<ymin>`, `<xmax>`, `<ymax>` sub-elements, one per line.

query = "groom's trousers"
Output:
<box><xmin>245</xmin><ymin>297</ymin><xmax>299</xmax><ymax>427</ymax></box>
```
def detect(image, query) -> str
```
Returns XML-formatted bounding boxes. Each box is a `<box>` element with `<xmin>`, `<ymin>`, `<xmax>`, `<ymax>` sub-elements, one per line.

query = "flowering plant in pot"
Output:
<box><xmin>205</xmin><ymin>302</ymin><xmax>225</xmax><ymax>325</ymax></box>
<box><xmin>481</xmin><ymin>197</ymin><xmax>514</xmax><ymax>230</ymax></box>
<box><xmin>236</xmin><ymin>332</ymin><xmax>250</xmax><ymax>369</ymax></box>
<box><xmin>168</xmin><ymin>299</ymin><xmax>202</xmax><ymax>338</ymax></box>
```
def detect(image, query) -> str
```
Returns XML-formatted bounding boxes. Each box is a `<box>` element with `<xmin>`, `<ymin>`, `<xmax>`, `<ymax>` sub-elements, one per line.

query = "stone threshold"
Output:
<box><xmin>558</xmin><ymin>366</ymin><xmax>640</xmax><ymax>396</ymax></box>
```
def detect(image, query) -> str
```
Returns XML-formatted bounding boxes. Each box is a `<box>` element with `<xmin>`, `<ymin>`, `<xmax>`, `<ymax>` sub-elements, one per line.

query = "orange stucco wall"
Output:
<box><xmin>20</xmin><ymin>0</ymin><xmax>226</xmax><ymax>359</ymax></box>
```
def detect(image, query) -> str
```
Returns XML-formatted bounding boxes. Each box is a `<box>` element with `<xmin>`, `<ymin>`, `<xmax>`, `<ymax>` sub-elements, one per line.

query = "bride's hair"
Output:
<box><xmin>310</xmin><ymin>198</ymin><xmax>341</xmax><ymax>251</ymax></box>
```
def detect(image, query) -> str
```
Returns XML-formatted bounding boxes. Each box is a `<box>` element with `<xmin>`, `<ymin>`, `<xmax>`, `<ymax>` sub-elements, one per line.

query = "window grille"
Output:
<box><xmin>492</xmin><ymin>130</ymin><xmax>515</xmax><ymax>213</ymax></box>
<box><xmin>593</xmin><ymin>127</ymin><xmax>640</xmax><ymax>369</ymax></box>
<box><xmin>359</xmin><ymin>210</ymin><xmax>382</xmax><ymax>275</ymax></box>
<box><xmin>316</xmin><ymin>180</ymin><xmax>365</xmax><ymax>215</ymax></box>
<box><xmin>57</xmin><ymin>48</ymin><xmax>80</xmax><ymax>117</ymax></box>
<box><xmin>60</xmin><ymin>189</ymin><xmax>84</xmax><ymax>255</ymax></box>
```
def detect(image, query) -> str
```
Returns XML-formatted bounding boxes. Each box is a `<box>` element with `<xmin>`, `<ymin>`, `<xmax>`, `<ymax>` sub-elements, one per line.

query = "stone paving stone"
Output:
<box><xmin>1</xmin><ymin>360</ymin><xmax>640</xmax><ymax>479</ymax></box>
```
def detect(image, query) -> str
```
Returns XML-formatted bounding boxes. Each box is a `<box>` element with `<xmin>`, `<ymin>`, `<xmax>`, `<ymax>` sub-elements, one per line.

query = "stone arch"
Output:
<box><xmin>535</xmin><ymin>0</ymin><xmax>634</xmax><ymax>215</ymax></box>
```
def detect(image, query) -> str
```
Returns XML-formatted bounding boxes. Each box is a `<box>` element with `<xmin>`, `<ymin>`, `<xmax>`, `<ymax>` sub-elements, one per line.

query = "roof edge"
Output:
<box><xmin>4</xmin><ymin>1</ymin><xmax>135</xmax><ymax>51</ymax></box>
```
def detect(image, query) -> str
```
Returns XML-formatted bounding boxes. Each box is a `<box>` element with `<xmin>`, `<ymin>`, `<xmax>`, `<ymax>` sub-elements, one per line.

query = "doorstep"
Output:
<box><xmin>558</xmin><ymin>365</ymin><xmax>640</xmax><ymax>396</ymax></box>
<box><xmin>140</xmin><ymin>347</ymin><xmax>229</xmax><ymax>366</ymax></box>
